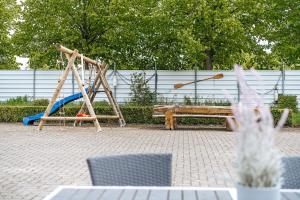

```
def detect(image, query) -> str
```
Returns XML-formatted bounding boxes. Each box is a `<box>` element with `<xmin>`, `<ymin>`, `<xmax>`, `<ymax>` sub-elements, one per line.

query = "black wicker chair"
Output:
<box><xmin>282</xmin><ymin>156</ymin><xmax>300</xmax><ymax>189</ymax></box>
<box><xmin>87</xmin><ymin>153</ymin><xmax>172</xmax><ymax>186</ymax></box>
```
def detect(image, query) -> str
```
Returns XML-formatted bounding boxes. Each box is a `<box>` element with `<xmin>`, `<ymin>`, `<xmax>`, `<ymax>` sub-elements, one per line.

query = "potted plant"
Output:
<box><xmin>226</xmin><ymin>65</ymin><xmax>289</xmax><ymax>200</ymax></box>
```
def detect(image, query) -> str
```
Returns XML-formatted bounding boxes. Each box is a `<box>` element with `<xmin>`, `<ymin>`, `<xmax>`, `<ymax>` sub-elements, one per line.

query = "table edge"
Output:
<box><xmin>43</xmin><ymin>185</ymin><xmax>300</xmax><ymax>200</ymax></box>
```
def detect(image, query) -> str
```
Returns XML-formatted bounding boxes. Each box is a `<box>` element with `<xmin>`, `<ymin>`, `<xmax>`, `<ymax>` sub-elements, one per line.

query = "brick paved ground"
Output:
<box><xmin>0</xmin><ymin>123</ymin><xmax>299</xmax><ymax>200</ymax></box>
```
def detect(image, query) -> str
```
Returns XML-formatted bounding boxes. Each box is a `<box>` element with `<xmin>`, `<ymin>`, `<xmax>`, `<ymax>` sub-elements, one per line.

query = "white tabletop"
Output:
<box><xmin>43</xmin><ymin>186</ymin><xmax>300</xmax><ymax>200</ymax></box>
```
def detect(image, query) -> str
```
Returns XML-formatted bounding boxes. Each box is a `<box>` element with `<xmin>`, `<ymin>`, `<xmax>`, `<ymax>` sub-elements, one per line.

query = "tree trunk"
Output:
<box><xmin>203</xmin><ymin>49</ymin><xmax>214</xmax><ymax>70</ymax></box>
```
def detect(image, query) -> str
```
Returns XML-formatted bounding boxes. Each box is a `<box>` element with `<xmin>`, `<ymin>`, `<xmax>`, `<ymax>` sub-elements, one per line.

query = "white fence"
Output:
<box><xmin>0</xmin><ymin>70</ymin><xmax>299</xmax><ymax>108</ymax></box>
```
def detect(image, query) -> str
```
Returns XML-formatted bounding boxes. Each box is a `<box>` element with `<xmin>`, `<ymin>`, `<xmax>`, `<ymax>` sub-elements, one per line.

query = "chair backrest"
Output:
<box><xmin>87</xmin><ymin>153</ymin><xmax>172</xmax><ymax>186</ymax></box>
<box><xmin>282</xmin><ymin>156</ymin><xmax>300</xmax><ymax>189</ymax></box>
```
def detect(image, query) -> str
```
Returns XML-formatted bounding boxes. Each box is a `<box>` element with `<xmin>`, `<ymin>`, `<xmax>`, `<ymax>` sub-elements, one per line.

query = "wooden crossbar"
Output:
<box><xmin>42</xmin><ymin>117</ymin><xmax>96</xmax><ymax>121</ymax></box>
<box><xmin>56</xmin><ymin>44</ymin><xmax>106</xmax><ymax>69</ymax></box>
<box><xmin>153</xmin><ymin>114</ymin><xmax>233</xmax><ymax>118</ymax></box>
<box><xmin>96</xmin><ymin>115</ymin><xmax>120</xmax><ymax>119</ymax></box>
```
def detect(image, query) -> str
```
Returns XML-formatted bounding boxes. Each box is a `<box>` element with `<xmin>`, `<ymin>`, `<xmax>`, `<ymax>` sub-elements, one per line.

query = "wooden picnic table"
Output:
<box><xmin>44</xmin><ymin>186</ymin><xmax>300</xmax><ymax>200</ymax></box>
<box><xmin>153</xmin><ymin>105</ymin><xmax>233</xmax><ymax>130</ymax></box>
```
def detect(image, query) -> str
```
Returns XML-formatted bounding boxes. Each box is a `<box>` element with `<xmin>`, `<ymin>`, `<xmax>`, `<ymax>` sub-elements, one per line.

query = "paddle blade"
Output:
<box><xmin>213</xmin><ymin>73</ymin><xmax>224</xmax><ymax>79</ymax></box>
<box><xmin>174</xmin><ymin>83</ymin><xmax>184</xmax><ymax>89</ymax></box>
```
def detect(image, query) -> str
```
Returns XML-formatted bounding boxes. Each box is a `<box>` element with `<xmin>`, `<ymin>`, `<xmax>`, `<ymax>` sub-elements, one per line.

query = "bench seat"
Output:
<box><xmin>152</xmin><ymin>105</ymin><xmax>233</xmax><ymax>130</ymax></box>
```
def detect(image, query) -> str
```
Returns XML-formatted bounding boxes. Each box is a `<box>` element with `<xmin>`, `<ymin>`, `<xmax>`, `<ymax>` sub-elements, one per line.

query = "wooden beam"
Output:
<box><xmin>153</xmin><ymin>114</ymin><xmax>234</xmax><ymax>118</ymax></box>
<box><xmin>96</xmin><ymin>64</ymin><xmax>126</xmax><ymax>127</ymax></box>
<box><xmin>96</xmin><ymin>115</ymin><xmax>119</xmax><ymax>119</ymax></box>
<box><xmin>172</xmin><ymin>114</ymin><xmax>233</xmax><ymax>118</ymax></box>
<box><xmin>38</xmin><ymin>51</ymin><xmax>77</xmax><ymax>131</ymax></box>
<box><xmin>56</xmin><ymin>44</ymin><xmax>106</xmax><ymax>69</ymax></box>
<box><xmin>42</xmin><ymin>117</ymin><xmax>96</xmax><ymax>121</ymax></box>
<box><xmin>165</xmin><ymin>110</ymin><xmax>174</xmax><ymax>130</ymax></box>
<box><xmin>153</xmin><ymin>105</ymin><xmax>232</xmax><ymax>115</ymax></box>
<box><xmin>70</xmin><ymin>56</ymin><xmax>102</xmax><ymax>132</ymax></box>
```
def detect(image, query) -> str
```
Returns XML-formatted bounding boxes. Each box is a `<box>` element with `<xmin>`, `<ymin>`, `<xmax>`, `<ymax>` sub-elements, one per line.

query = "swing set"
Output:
<box><xmin>37</xmin><ymin>44</ymin><xmax>126</xmax><ymax>132</ymax></box>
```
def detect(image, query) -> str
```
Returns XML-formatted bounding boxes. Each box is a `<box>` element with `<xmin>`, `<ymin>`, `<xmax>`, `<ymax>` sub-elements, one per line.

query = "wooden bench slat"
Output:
<box><xmin>152</xmin><ymin>105</ymin><xmax>235</xmax><ymax>130</ymax></box>
<box><xmin>42</xmin><ymin>117</ymin><xmax>96</xmax><ymax>121</ymax></box>
<box><xmin>153</xmin><ymin>114</ymin><xmax>233</xmax><ymax>118</ymax></box>
<box><xmin>152</xmin><ymin>115</ymin><xmax>166</xmax><ymax>118</ymax></box>
<box><xmin>96</xmin><ymin>115</ymin><xmax>119</xmax><ymax>119</ymax></box>
<box><xmin>173</xmin><ymin>114</ymin><xmax>233</xmax><ymax>118</ymax></box>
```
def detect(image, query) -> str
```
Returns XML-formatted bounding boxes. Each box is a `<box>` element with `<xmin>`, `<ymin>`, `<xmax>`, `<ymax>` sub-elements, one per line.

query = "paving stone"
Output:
<box><xmin>0</xmin><ymin>124</ymin><xmax>299</xmax><ymax>199</ymax></box>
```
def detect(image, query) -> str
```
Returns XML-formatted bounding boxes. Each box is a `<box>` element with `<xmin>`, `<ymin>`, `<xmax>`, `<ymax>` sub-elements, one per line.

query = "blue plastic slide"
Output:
<box><xmin>23</xmin><ymin>89</ymin><xmax>88</xmax><ymax>126</ymax></box>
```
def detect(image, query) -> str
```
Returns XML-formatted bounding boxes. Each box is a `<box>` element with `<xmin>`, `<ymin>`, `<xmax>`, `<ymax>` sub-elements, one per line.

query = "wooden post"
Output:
<box><xmin>165</xmin><ymin>110</ymin><xmax>174</xmax><ymax>130</ymax></box>
<box><xmin>74</xmin><ymin>68</ymin><xmax>102</xmax><ymax>126</ymax></box>
<box><xmin>38</xmin><ymin>52</ymin><xmax>77</xmax><ymax>131</ymax></box>
<box><xmin>96</xmin><ymin>64</ymin><xmax>126</xmax><ymax>126</ymax></box>
<box><xmin>70</xmin><ymin>53</ymin><xmax>102</xmax><ymax>132</ymax></box>
<box><xmin>74</xmin><ymin>63</ymin><xmax>108</xmax><ymax>114</ymax></box>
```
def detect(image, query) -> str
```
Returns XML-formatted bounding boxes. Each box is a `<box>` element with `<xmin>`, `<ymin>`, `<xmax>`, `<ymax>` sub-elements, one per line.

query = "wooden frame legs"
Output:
<box><xmin>38</xmin><ymin>50</ymin><xmax>101</xmax><ymax>132</ymax></box>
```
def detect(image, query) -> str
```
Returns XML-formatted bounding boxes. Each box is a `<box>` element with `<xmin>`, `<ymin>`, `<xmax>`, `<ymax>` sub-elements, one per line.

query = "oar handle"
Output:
<box><xmin>174</xmin><ymin>73</ymin><xmax>223</xmax><ymax>89</ymax></box>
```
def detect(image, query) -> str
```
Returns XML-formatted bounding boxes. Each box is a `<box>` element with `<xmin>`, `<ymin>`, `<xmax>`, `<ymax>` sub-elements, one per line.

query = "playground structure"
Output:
<box><xmin>24</xmin><ymin>45</ymin><xmax>125</xmax><ymax>132</ymax></box>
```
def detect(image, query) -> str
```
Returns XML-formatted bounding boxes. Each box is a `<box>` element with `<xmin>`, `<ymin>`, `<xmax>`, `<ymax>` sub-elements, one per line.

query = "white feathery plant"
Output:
<box><xmin>226</xmin><ymin>65</ymin><xmax>289</xmax><ymax>188</ymax></box>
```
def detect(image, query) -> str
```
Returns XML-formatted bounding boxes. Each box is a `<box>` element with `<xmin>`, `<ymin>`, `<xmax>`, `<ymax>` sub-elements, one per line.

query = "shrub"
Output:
<box><xmin>292</xmin><ymin>112</ymin><xmax>300</xmax><ymax>127</ymax></box>
<box><xmin>32</xmin><ymin>99</ymin><xmax>49</xmax><ymax>106</ymax></box>
<box><xmin>183</xmin><ymin>96</ymin><xmax>193</xmax><ymax>105</ymax></box>
<box><xmin>5</xmin><ymin>96</ymin><xmax>29</xmax><ymax>105</ymax></box>
<box><xmin>271</xmin><ymin>108</ymin><xmax>292</xmax><ymax>126</ymax></box>
<box><xmin>0</xmin><ymin>106</ymin><xmax>292</xmax><ymax>127</ymax></box>
<box><xmin>277</xmin><ymin>95</ymin><xmax>298</xmax><ymax>113</ymax></box>
<box><xmin>196</xmin><ymin>99</ymin><xmax>231</xmax><ymax>106</ymax></box>
<box><xmin>129</xmin><ymin>72</ymin><xmax>156</xmax><ymax>105</ymax></box>
<box><xmin>93</xmin><ymin>101</ymin><xmax>110</xmax><ymax>107</ymax></box>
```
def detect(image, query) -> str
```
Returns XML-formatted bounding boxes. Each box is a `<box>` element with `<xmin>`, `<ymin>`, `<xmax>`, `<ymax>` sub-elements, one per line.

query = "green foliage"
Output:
<box><xmin>292</xmin><ymin>112</ymin><xmax>300</xmax><ymax>127</ymax></box>
<box><xmin>0</xmin><ymin>105</ymin><xmax>292</xmax><ymax>128</ymax></box>
<box><xmin>183</xmin><ymin>96</ymin><xmax>193</xmax><ymax>105</ymax></box>
<box><xmin>262</xmin><ymin>0</ymin><xmax>300</xmax><ymax>66</ymax></box>
<box><xmin>92</xmin><ymin>101</ymin><xmax>110</xmax><ymax>107</ymax></box>
<box><xmin>271</xmin><ymin>108</ymin><xmax>292</xmax><ymax>127</ymax></box>
<box><xmin>32</xmin><ymin>99</ymin><xmax>49</xmax><ymax>106</ymax></box>
<box><xmin>277</xmin><ymin>95</ymin><xmax>298</xmax><ymax>113</ymax></box>
<box><xmin>129</xmin><ymin>72</ymin><xmax>156</xmax><ymax>105</ymax></box>
<box><xmin>4</xmin><ymin>96</ymin><xmax>29</xmax><ymax>105</ymax></box>
<box><xmin>0</xmin><ymin>0</ymin><xmax>19</xmax><ymax>69</ymax></box>
<box><xmin>13</xmin><ymin>0</ymin><xmax>115</xmax><ymax>69</ymax></box>
<box><xmin>11</xmin><ymin>0</ymin><xmax>299</xmax><ymax>70</ymax></box>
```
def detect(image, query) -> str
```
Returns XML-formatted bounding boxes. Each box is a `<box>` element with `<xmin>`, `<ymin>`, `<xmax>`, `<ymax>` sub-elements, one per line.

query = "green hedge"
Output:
<box><xmin>271</xmin><ymin>109</ymin><xmax>292</xmax><ymax>126</ymax></box>
<box><xmin>0</xmin><ymin>105</ymin><xmax>293</xmax><ymax>127</ymax></box>
<box><xmin>0</xmin><ymin>105</ymin><xmax>159</xmax><ymax>124</ymax></box>
<box><xmin>277</xmin><ymin>95</ymin><xmax>298</xmax><ymax>113</ymax></box>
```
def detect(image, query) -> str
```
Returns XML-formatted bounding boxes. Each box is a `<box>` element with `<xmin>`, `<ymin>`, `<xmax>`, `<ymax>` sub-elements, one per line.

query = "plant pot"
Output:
<box><xmin>236</xmin><ymin>184</ymin><xmax>280</xmax><ymax>200</ymax></box>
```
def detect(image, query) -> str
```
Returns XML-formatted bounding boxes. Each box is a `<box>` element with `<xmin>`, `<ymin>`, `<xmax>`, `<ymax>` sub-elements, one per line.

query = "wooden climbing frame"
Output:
<box><xmin>38</xmin><ymin>45</ymin><xmax>126</xmax><ymax>132</ymax></box>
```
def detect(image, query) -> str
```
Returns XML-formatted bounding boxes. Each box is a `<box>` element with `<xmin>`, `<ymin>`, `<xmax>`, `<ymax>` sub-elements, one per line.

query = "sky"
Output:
<box><xmin>16</xmin><ymin>56</ymin><xmax>29</xmax><ymax>70</ymax></box>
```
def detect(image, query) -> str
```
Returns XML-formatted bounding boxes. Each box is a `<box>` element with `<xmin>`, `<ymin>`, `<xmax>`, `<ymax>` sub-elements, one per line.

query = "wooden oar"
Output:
<box><xmin>174</xmin><ymin>73</ymin><xmax>224</xmax><ymax>89</ymax></box>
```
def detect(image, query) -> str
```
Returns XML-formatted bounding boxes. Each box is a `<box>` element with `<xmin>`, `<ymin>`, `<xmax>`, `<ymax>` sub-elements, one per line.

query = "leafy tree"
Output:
<box><xmin>111</xmin><ymin>0</ymin><xmax>281</xmax><ymax>70</ymax></box>
<box><xmin>158</xmin><ymin>0</ymin><xmax>279</xmax><ymax>70</ymax></box>
<box><xmin>13</xmin><ymin>0</ymin><xmax>115</xmax><ymax>69</ymax></box>
<box><xmin>12</xmin><ymin>0</ymin><xmax>300</xmax><ymax>70</ymax></box>
<box><xmin>264</xmin><ymin>0</ymin><xmax>300</xmax><ymax>67</ymax></box>
<box><xmin>89</xmin><ymin>0</ymin><xmax>188</xmax><ymax>70</ymax></box>
<box><xmin>0</xmin><ymin>0</ymin><xmax>18</xmax><ymax>69</ymax></box>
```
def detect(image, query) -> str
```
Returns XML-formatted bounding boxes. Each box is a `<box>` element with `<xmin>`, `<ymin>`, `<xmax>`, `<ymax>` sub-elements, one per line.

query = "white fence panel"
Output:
<box><xmin>0</xmin><ymin>70</ymin><xmax>299</xmax><ymax>109</ymax></box>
